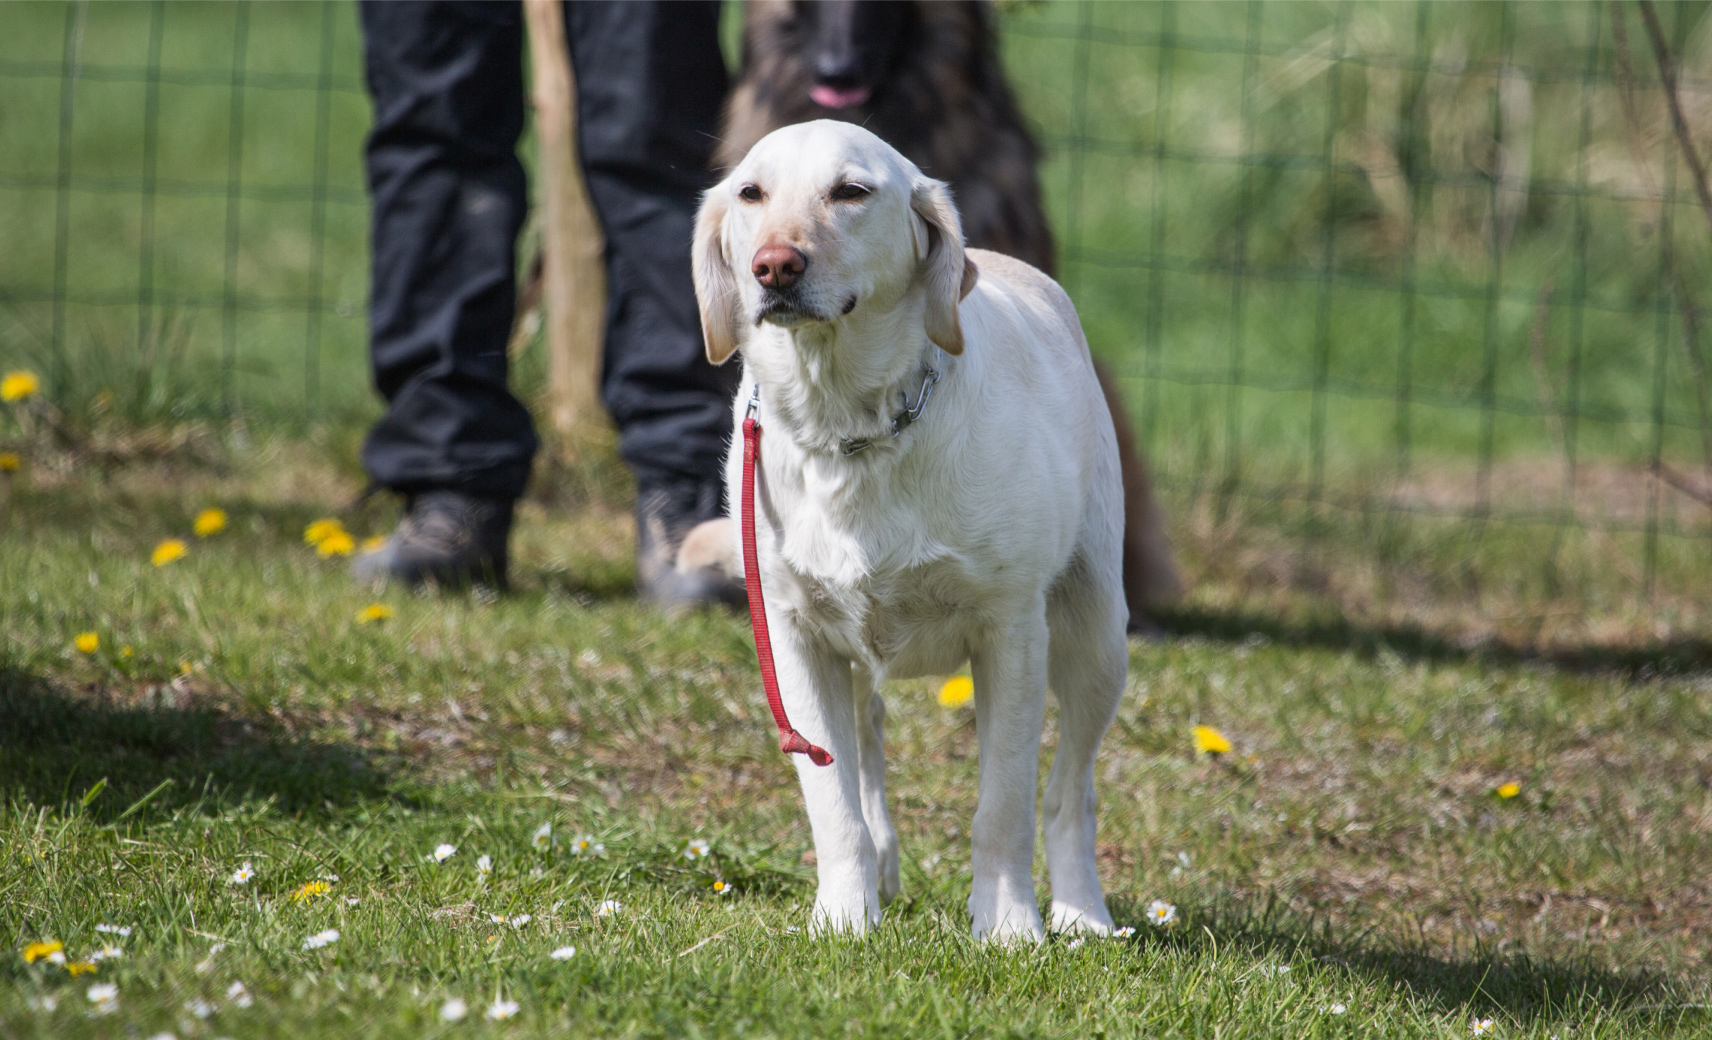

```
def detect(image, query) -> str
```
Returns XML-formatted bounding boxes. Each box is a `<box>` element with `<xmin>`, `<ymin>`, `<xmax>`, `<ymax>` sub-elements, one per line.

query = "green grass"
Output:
<box><xmin>4</xmin><ymin>447</ymin><xmax>1712</xmax><ymax>1038</ymax></box>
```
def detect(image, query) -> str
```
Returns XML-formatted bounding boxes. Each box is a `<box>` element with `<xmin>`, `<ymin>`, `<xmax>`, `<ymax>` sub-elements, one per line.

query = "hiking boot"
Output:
<box><xmin>635</xmin><ymin>480</ymin><xmax>745</xmax><ymax>612</ymax></box>
<box><xmin>352</xmin><ymin>489</ymin><xmax>514</xmax><ymax>591</ymax></box>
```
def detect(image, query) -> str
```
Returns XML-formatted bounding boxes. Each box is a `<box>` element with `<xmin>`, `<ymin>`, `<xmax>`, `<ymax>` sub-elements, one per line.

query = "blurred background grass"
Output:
<box><xmin>5</xmin><ymin>1</ymin><xmax>1712</xmax><ymax>642</ymax></box>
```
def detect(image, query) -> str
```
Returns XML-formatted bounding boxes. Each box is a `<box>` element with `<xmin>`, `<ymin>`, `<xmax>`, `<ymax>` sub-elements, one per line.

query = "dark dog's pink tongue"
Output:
<box><xmin>810</xmin><ymin>84</ymin><xmax>871</xmax><ymax>109</ymax></box>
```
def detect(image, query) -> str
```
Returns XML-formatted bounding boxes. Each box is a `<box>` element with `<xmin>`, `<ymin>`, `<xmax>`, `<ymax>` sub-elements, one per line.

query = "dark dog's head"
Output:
<box><xmin>770</xmin><ymin>0</ymin><xmax>915</xmax><ymax>112</ymax></box>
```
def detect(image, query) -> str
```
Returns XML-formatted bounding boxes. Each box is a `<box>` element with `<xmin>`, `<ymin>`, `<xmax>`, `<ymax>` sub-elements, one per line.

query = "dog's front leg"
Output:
<box><xmin>967</xmin><ymin>610</ymin><xmax>1050</xmax><ymax>943</ymax></box>
<box><xmin>773</xmin><ymin>631</ymin><xmax>883</xmax><ymax>933</ymax></box>
<box><xmin>852</xmin><ymin>665</ymin><xmax>900</xmax><ymax>905</ymax></box>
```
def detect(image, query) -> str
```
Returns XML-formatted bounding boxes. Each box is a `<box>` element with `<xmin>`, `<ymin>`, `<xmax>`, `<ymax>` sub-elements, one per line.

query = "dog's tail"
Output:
<box><xmin>1094</xmin><ymin>360</ymin><xmax>1185</xmax><ymax>628</ymax></box>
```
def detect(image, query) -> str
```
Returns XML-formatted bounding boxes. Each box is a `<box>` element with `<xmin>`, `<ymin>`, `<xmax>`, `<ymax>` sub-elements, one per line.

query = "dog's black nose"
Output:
<box><xmin>752</xmin><ymin>244</ymin><xmax>807</xmax><ymax>289</ymax></box>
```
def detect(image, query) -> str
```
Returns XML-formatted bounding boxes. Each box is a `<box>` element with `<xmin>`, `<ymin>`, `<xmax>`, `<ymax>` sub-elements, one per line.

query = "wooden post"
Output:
<box><xmin>523</xmin><ymin>0</ymin><xmax>606</xmax><ymax>437</ymax></box>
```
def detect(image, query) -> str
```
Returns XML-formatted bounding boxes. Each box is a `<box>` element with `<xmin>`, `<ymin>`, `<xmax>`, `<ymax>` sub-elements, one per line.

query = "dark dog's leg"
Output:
<box><xmin>1094</xmin><ymin>360</ymin><xmax>1184</xmax><ymax>629</ymax></box>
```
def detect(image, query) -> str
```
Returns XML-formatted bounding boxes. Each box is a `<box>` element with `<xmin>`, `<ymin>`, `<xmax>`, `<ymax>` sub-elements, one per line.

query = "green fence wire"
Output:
<box><xmin>4</xmin><ymin>1</ymin><xmax>1712</xmax><ymax>610</ymax></box>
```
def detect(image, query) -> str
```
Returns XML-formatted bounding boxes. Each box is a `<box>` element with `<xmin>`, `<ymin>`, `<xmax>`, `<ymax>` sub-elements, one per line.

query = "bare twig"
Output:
<box><xmin>1635</xmin><ymin>0</ymin><xmax>1712</xmax><ymax>243</ymax></box>
<box><xmin>1652</xmin><ymin>459</ymin><xmax>1712</xmax><ymax>506</ymax></box>
<box><xmin>1611</xmin><ymin>5</ymin><xmax>1712</xmax><ymax>506</ymax></box>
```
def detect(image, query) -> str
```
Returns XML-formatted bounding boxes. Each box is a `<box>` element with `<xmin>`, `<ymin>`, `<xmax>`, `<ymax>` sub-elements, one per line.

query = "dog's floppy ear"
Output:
<box><xmin>692</xmin><ymin>184</ymin><xmax>742</xmax><ymax>365</ymax></box>
<box><xmin>910</xmin><ymin>178</ymin><xmax>976</xmax><ymax>356</ymax></box>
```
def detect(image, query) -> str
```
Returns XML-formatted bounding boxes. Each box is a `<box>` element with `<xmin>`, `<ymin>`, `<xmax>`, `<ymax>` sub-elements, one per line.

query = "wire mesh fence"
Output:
<box><xmin>4</xmin><ymin>1</ymin><xmax>1712</xmax><ymax>618</ymax></box>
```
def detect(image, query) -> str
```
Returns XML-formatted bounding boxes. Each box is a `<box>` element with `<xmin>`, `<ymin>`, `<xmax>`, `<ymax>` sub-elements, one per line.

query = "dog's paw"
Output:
<box><xmin>1048</xmin><ymin>900</ymin><xmax>1115</xmax><ymax>935</ymax></box>
<box><xmin>809</xmin><ymin>895</ymin><xmax>882</xmax><ymax>936</ymax></box>
<box><xmin>968</xmin><ymin>895</ymin><xmax>1045</xmax><ymax>944</ymax></box>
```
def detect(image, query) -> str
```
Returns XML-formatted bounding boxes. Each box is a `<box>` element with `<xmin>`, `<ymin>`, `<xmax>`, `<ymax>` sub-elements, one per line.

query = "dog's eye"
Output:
<box><xmin>738</xmin><ymin>184</ymin><xmax>763</xmax><ymax>203</ymax></box>
<box><xmin>830</xmin><ymin>182</ymin><xmax>871</xmax><ymax>201</ymax></box>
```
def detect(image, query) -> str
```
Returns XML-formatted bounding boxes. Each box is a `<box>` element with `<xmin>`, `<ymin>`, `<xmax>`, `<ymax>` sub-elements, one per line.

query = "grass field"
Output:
<box><xmin>5</xmin><ymin>3</ymin><xmax>1712</xmax><ymax>1034</ymax></box>
<box><xmin>4</xmin><ymin>445</ymin><xmax>1712</xmax><ymax>1039</ymax></box>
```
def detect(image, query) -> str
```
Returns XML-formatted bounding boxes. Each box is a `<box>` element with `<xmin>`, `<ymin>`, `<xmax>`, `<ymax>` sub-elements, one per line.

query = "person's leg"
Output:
<box><xmin>564</xmin><ymin>0</ymin><xmax>740</xmax><ymax>607</ymax></box>
<box><xmin>354</xmin><ymin>0</ymin><xmax>536</xmax><ymax>588</ymax></box>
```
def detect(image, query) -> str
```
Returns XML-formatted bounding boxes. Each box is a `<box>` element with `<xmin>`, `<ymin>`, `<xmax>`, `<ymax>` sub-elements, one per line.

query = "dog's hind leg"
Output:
<box><xmin>852</xmin><ymin>665</ymin><xmax>900</xmax><ymax>905</ymax></box>
<box><xmin>1042</xmin><ymin>559</ymin><xmax>1125</xmax><ymax>934</ymax></box>
<box><xmin>967</xmin><ymin>609</ymin><xmax>1051</xmax><ymax>943</ymax></box>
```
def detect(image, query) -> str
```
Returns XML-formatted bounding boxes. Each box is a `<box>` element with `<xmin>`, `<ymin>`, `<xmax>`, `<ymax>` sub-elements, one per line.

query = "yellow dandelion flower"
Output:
<box><xmin>151</xmin><ymin>539</ymin><xmax>188</xmax><ymax>567</ymax></box>
<box><xmin>361</xmin><ymin>534</ymin><xmax>388</xmax><ymax>553</ymax></box>
<box><xmin>193</xmin><ymin>508</ymin><xmax>228</xmax><ymax>537</ymax></box>
<box><xmin>316</xmin><ymin>530</ymin><xmax>356</xmax><ymax>557</ymax></box>
<box><xmin>120</xmin><ymin>645</ymin><xmax>134</xmax><ymax>659</ymax></box>
<box><xmin>177</xmin><ymin>660</ymin><xmax>194</xmax><ymax>676</ymax></box>
<box><xmin>303</xmin><ymin>518</ymin><xmax>345</xmax><ymax>546</ymax></box>
<box><xmin>290</xmin><ymin>880</ymin><xmax>330</xmax><ymax>903</ymax></box>
<box><xmin>1496</xmin><ymin>782</ymin><xmax>1521</xmax><ymax>800</ymax></box>
<box><xmin>23</xmin><ymin>940</ymin><xmax>63</xmax><ymax>963</ymax></box>
<box><xmin>74</xmin><ymin>631</ymin><xmax>99</xmax><ymax>654</ymax></box>
<box><xmin>1192</xmin><ymin>725</ymin><xmax>1232</xmax><ymax>755</ymax></box>
<box><xmin>937</xmin><ymin>675</ymin><xmax>974</xmax><ymax>709</ymax></box>
<box><xmin>0</xmin><ymin>452</ymin><xmax>20</xmax><ymax>472</ymax></box>
<box><xmin>1</xmin><ymin>370</ymin><xmax>41</xmax><ymax>403</ymax></box>
<box><xmin>65</xmin><ymin>961</ymin><xmax>97</xmax><ymax>976</ymax></box>
<box><xmin>356</xmin><ymin>602</ymin><xmax>393</xmax><ymax>624</ymax></box>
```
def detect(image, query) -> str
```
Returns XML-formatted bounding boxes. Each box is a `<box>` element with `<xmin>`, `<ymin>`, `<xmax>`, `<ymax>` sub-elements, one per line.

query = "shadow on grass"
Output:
<box><xmin>1155</xmin><ymin>603</ymin><xmax>1712</xmax><ymax>681</ymax></box>
<box><xmin>1108</xmin><ymin>893</ymin><xmax>1700</xmax><ymax>1028</ymax></box>
<box><xmin>0</xmin><ymin>660</ymin><xmax>404</xmax><ymax>824</ymax></box>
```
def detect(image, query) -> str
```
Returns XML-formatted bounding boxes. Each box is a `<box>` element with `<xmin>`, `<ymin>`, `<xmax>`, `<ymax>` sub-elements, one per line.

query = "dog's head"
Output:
<box><xmin>693</xmin><ymin>120</ymin><xmax>978</xmax><ymax>366</ymax></box>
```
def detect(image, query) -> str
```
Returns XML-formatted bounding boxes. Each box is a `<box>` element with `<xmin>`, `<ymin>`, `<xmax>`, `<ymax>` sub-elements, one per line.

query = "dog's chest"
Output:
<box><xmin>776</xmin><ymin>507</ymin><xmax>986</xmax><ymax>677</ymax></box>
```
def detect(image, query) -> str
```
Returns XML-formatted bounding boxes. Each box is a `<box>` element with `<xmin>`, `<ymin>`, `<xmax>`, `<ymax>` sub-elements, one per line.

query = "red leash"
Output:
<box><xmin>741</xmin><ymin>409</ymin><xmax>834</xmax><ymax>766</ymax></box>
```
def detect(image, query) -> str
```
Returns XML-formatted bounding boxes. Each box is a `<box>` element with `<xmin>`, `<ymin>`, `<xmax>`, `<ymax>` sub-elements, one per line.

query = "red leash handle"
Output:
<box><xmin>741</xmin><ymin>415</ymin><xmax>834</xmax><ymax>767</ymax></box>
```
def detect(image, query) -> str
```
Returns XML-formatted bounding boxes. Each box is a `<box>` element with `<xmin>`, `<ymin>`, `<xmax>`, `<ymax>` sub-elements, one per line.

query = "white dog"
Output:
<box><xmin>692</xmin><ymin>121</ymin><xmax>1127</xmax><ymax>942</ymax></box>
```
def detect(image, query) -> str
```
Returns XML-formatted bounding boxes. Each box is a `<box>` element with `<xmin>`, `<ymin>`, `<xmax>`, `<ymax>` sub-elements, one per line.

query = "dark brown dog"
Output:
<box><xmin>719</xmin><ymin>0</ymin><xmax>1183</xmax><ymax>623</ymax></box>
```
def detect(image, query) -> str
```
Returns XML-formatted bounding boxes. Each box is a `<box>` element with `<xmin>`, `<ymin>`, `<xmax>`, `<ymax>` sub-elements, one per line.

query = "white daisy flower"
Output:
<box><xmin>88</xmin><ymin>945</ymin><xmax>124</xmax><ymax>962</ymax></box>
<box><xmin>93</xmin><ymin>923</ymin><xmax>132</xmax><ymax>937</ymax></box>
<box><xmin>1328</xmin><ymin>1003</ymin><xmax>1348</xmax><ymax>1015</ymax></box>
<box><xmin>486</xmin><ymin>999</ymin><xmax>520</xmax><ymax>1020</ymax></box>
<box><xmin>683</xmin><ymin>839</ymin><xmax>710</xmax><ymax>860</ymax></box>
<box><xmin>186</xmin><ymin>998</ymin><xmax>216</xmax><ymax>1019</ymax></box>
<box><xmin>319</xmin><ymin>873</ymin><xmax>340</xmax><ymax>884</ymax></box>
<box><xmin>532</xmin><ymin>823</ymin><xmax>553</xmax><ymax>850</ymax></box>
<box><xmin>1145</xmin><ymin>900</ymin><xmax>1177</xmax><ymax>927</ymax></box>
<box><xmin>345</xmin><ymin>897</ymin><xmax>361</xmax><ymax>907</ymax></box>
<box><xmin>712</xmin><ymin>879</ymin><xmax>732</xmax><ymax>897</ymax></box>
<box><xmin>510</xmin><ymin>914</ymin><xmax>532</xmax><ymax>927</ymax></box>
<box><xmin>596</xmin><ymin>899</ymin><xmax>622</xmax><ymax>918</ymax></box>
<box><xmin>302</xmin><ymin>929</ymin><xmax>340</xmax><ymax>950</ymax></box>
<box><xmin>1113</xmin><ymin>927</ymin><xmax>1136</xmax><ymax>938</ymax></box>
<box><xmin>1472</xmin><ymin>1019</ymin><xmax>1496</xmax><ymax>1035</ymax></box>
<box><xmin>47</xmin><ymin>950</ymin><xmax>66</xmax><ymax>966</ymax></box>
<box><xmin>432</xmin><ymin>843</ymin><xmax>457</xmax><ymax>863</ymax></box>
<box><xmin>570</xmin><ymin>834</ymin><xmax>603</xmax><ymax>856</ymax></box>
<box><xmin>440</xmin><ymin>997</ymin><xmax>468</xmax><ymax>1022</ymax></box>
<box><xmin>1066</xmin><ymin>938</ymin><xmax>1086</xmax><ymax>951</ymax></box>
<box><xmin>27</xmin><ymin>994</ymin><xmax>58</xmax><ymax>1012</ymax></box>
<box><xmin>226</xmin><ymin>981</ymin><xmax>253</xmax><ymax>1008</ymax></box>
<box><xmin>550</xmin><ymin>946</ymin><xmax>576</xmax><ymax>960</ymax></box>
<box><xmin>228</xmin><ymin>862</ymin><xmax>254</xmax><ymax>885</ymax></box>
<box><xmin>530</xmin><ymin>867</ymin><xmax>545</xmax><ymax>879</ymax></box>
<box><xmin>477</xmin><ymin>854</ymin><xmax>492</xmax><ymax>875</ymax></box>
<box><xmin>86</xmin><ymin>982</ymin><xmax>119</xmax><ymax>1013</ymax></box>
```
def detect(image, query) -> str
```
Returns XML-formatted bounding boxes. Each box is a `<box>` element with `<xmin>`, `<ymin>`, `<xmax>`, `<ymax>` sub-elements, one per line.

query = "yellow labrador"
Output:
<box><xmin>692</xmin><ymin>121</ymin><xmax>1126</xmax><ymax>941</ymax></box>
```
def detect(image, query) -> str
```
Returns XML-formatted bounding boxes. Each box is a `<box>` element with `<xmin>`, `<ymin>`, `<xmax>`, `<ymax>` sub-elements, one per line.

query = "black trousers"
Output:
<box><xmin>357</xmin><ymin>1</ymin><xmax>736</xmax><ymax>502</ymax></box>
